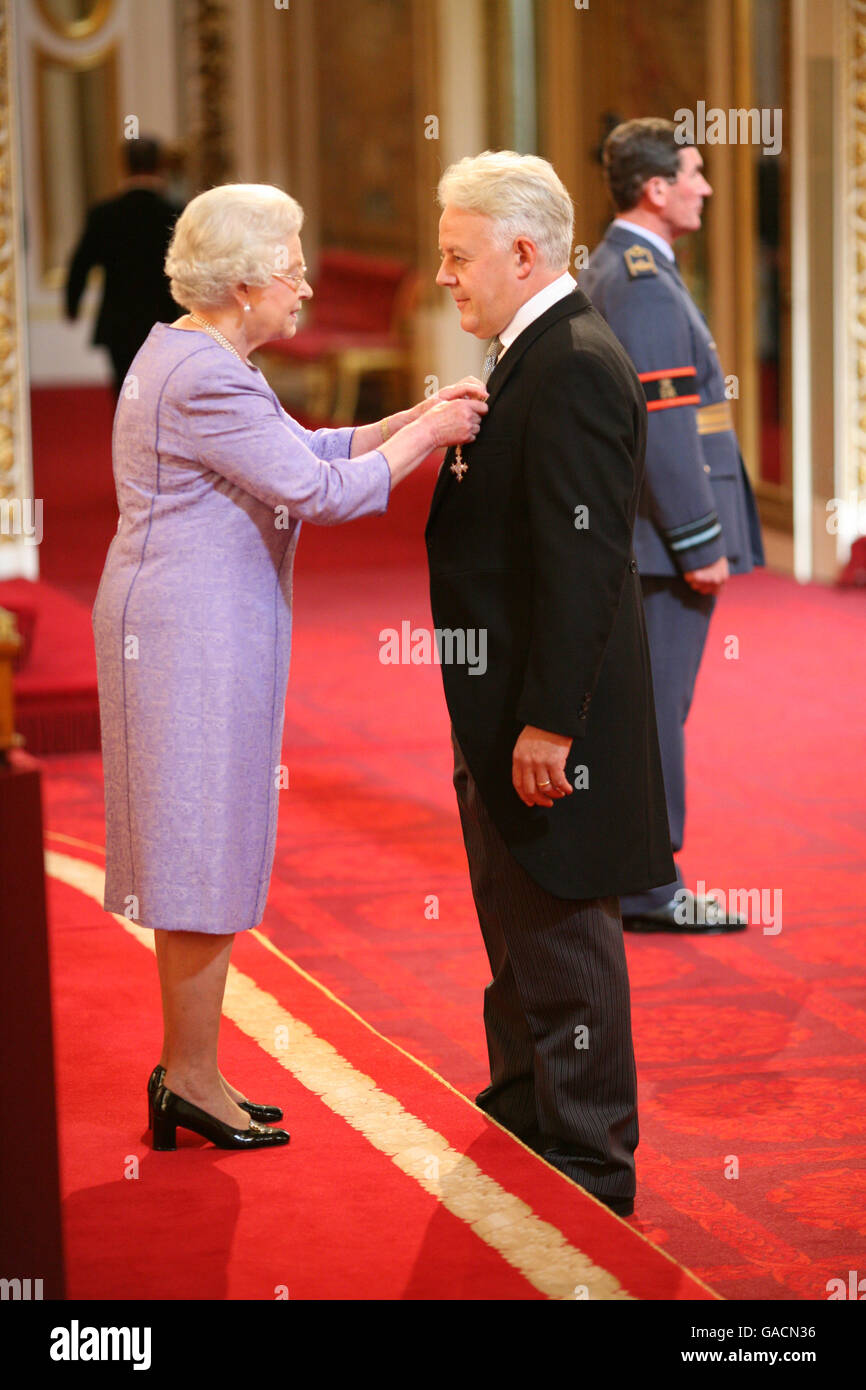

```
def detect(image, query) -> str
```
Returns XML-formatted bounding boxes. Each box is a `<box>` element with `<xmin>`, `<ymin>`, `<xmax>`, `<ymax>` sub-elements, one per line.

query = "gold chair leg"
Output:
<box><xmin>332</xmin><ymin>361</ymin><xmax>362</xmax><ymax>425</ymax></box>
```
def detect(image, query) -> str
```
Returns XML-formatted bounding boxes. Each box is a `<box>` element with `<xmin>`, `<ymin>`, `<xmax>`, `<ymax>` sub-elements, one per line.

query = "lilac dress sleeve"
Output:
<box><xmin>167</xmin><ymin>351</ymin><xmax>392</xmax><ymax>523</ymax></box>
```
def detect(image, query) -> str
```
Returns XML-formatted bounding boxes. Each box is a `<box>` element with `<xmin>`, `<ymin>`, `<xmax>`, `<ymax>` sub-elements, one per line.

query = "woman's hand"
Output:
<box><xmin>424</xmin><ymin>394</ymin><xmax>488</xmax><ymax>449</ymax></box>
<box><xmin>351</xmin><ymin>378</ymin><xmax>489</xmax><ymax>459</ymax></box>
<box><xmin>369</xmin><ymin>381</ymin><xmax>486</xmax><ymax>486</ymax></box>
<box><xmin>415</xmin><ymin>376</ymin><xmax>488</xmax><ymax>416</ymax></box>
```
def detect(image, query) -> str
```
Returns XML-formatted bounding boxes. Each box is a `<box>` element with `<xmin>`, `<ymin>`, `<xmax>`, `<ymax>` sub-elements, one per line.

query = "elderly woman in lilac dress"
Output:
<box><xmin>92</xmin><ymin>183</ymin><xmax>487</xmax><ymax>1152</ymax></box>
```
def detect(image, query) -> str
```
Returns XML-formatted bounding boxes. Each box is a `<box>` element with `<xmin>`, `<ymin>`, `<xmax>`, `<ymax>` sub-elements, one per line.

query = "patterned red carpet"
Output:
<box><xmin>30</xmin><ymin>386</ymin><xmax>866</xmax><ymax>1299</ymax></box>
<box><xmin>46</xmin><ymin>848</ymin><xmax>714</xmax><ymax>1301</ymax></box>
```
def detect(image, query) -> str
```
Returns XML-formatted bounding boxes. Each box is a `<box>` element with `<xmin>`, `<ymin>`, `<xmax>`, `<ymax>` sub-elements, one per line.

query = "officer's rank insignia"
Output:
<box><xmin>638</xmin><ymin>366</ymin><xmax>700</xmax><ymax>412</ymax></box>
<box><xmin>624</xmin><ymin>245</ymin><xmax>657</xmax><ymax>278</ymax></box>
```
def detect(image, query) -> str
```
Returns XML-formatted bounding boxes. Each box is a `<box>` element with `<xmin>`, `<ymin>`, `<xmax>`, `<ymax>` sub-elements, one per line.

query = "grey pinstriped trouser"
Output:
<box><xmin>452</xmin><ymin>730</ymin><xmax>639</xmax><ymax>1209</ymax></box>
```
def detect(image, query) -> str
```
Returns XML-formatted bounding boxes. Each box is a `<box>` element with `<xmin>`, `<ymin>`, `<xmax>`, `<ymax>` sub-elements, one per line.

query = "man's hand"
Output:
<box><xmin>683</xmin><ymin>555</ymin><xmax>729</xmax><ymax>595</ymax></box>
<box><xmin>512</xmin><ymin>725</ymin><xmax>574</xmax><ymax>807</ymax></box>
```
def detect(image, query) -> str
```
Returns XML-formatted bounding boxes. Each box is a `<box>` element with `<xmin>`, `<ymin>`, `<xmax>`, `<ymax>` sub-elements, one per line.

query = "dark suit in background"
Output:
<box><xmin>426</xmin><ymin>287</ymin><xmax>674</xmax><ymax>1214</ymax></box>
<box><xmin>581</xmin><ymin>225</ymin><xmax>764</xmax><ymax>918</ymax></box>
<box><xmin>66</xmin><ymin>184</ymin><xmax>183</xmax><ymax>395</ymax></box>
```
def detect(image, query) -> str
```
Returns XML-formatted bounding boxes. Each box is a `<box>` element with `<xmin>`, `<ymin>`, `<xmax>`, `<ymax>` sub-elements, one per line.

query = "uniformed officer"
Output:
<box><xmin>581</xmin><ymin>117</ymin><xmax>764</xmax><ymax>934</ymax></box>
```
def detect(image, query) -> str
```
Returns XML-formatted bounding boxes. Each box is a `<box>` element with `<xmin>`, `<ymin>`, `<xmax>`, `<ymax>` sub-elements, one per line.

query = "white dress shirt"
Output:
<box><xmin>612</xmin><ymin>217</ymin><xmax>676</xmax><ymax>263</ymax></box>
<box><xmin>497</xmin><ymin>271</ymin><xmax>577</xmax><ymax>362</ymax></box>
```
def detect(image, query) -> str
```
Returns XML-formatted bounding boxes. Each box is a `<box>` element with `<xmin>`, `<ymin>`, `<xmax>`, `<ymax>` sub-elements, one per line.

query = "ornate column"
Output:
<box><xmin>0</xmin><ymin>0</ymin><xmax>36</xmax><ymax>581</ymax></box>
<box><xmin>179</xmin><ymin>0</ymin><xmax>234</xmax><ymax>192</ymax></box>
<box><xmin>835</xmin><ymin>0</ymin><xmax>866</xmax><ymax>560</ymax></box>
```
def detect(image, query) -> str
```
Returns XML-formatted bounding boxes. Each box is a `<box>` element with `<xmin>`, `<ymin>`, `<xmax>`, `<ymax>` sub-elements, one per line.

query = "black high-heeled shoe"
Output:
<box><xmin>147</xmin><ymin>1065</ymin><xmax>283</xmax><ymax>1128</ymax></box>
<box><xmin>151</xmin><ymin>1083</ymin><xmax>290</xmax><ymax>1151</ymax></box>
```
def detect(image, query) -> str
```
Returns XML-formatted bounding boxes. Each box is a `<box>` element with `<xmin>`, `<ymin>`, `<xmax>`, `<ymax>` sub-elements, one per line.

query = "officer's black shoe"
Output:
<box><xmin>623</xmin><ymin>889</ymin><xmax>748</xmax><ymax>934</ymax></box>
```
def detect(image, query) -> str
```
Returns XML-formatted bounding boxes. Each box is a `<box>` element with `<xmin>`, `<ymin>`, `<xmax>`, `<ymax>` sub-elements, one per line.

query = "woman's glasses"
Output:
<box><xmin>272</xmin><ymin>267</ymin><xmax>308</xmax><ymax>289</ymax></box>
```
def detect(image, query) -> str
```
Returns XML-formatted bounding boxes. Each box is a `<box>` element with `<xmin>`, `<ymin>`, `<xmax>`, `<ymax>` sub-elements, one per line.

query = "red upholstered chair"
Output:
<box><xmin>254</xmin><ymin>249</ymin><xmax>418</xmax><ymax>423</ymax></box>
<box><xmin>838</xmin><ymin>535</ymin><xmax>866</xmax><ymax>587</ymax></box>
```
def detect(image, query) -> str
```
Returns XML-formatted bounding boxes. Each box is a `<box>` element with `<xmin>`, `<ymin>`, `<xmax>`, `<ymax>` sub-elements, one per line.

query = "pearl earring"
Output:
<box><xmin>244</xmin><ymin>304</ymin><xmax>251</xmax><ymax>313</ymax></box>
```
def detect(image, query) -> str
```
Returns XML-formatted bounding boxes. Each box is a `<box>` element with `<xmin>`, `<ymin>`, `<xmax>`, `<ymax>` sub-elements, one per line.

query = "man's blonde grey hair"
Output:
<box><xmin>165</xmin><ymin>183</ymin><xmax>304</xmax><ymax>309</ymax></box>
<box><xmin>437</xmin><ymin>150</ymin><xmax>574</xmax><ymax>270</ymax></box>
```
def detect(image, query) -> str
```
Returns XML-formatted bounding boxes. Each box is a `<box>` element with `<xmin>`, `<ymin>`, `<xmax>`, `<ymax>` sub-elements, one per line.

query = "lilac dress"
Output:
<box><xmin>92</xmin><ymin>323</ymin><xmax>391</xmax><ymax>933</ymax></box>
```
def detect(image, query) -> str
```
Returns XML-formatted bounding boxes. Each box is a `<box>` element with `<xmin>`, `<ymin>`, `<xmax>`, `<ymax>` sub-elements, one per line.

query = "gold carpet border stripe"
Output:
<box><xmin>44</xmin><ymin>840</ymin><xmax>721</xmax><ymax>1300</ymax></box>
<box><xmin>248</xmin><ymin>931</ymin><xmax>721</xmax><ymax>1299</ymax></box>
<box><xmin>46</xmin><ymin>831</ymin><xmax>106</xmax><ymax>854</ymax></box>
<box><xmin>47</xmin><ymin>850</ymin><xmax>635</xmax><ymax>1301</ymax></box>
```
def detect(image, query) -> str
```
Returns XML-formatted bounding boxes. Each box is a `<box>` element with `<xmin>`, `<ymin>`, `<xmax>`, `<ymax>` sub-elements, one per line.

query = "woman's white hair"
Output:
<box><xmin>165</xmin><ymin>183</ymin><xmax>304</xmax><ymax>309</ymax></box>
<box><xmin>438</xmin><ymin>150</ymin><xmax>574</xmax><ymax>269</ymax></box>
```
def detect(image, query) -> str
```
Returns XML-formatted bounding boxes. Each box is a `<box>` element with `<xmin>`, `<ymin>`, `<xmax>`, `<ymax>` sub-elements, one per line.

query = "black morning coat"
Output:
<box><xmin>65</xmin><ymin>187</ymin><xmax>182</xmax><ymax>361</ymax></box>
<box><xmin>425</xmin><ymin>288</ymin><xmax>676</xmax><ymax>901</ymax></box>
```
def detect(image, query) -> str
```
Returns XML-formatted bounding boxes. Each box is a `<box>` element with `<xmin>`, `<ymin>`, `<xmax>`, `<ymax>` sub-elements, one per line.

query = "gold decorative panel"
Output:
<box><xmin>314</xmin><ymin>0</ymin><xmax>418</xmax><ymax>258</ymax></box>
<box><xmin>0</xmin><ymin>0</ymin><xmax>35</xmax><ymax>577</ymax></box>
<box><xmin>35</xmin><ymin>0</ymin><xmax>114</xmax><ymax>40</ymax></box>
<box><xmin>844</xmin><ymin>0</ymin><xmax>866</xmax><ymax>505</ymax></box>
<box><xmin>35</xmin><ymin>42</ymin><xmax>119</xmax><ymax>286</ymax></box>
<box><xmin>180</xmin><ymin>0</ymin><xmax>233</xmax><ymax>192</ymax></box>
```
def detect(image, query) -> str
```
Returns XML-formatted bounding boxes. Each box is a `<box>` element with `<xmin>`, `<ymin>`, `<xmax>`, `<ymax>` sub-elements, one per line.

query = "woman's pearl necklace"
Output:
<box><xmin>189</xmin><ymin>313</ymin><xmax>250</xmax><ymax>365</ymax></box>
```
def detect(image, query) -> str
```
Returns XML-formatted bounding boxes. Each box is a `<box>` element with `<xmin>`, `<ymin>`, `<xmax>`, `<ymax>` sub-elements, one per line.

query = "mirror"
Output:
<box><xmin>35</xmin><ymin>0</ymin><xmax>114</xmax><ymax>40</ymax></box>
<box><xmin>36</xmin><ymin>45</ymin><xmax>120</xmax><ymax>286</ymax></box>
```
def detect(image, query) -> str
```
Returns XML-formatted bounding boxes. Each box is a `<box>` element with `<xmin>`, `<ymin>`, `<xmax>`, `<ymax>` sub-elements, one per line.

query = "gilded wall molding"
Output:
<box><xmin>180</xmin><ymin>0</ymin><xmax>233</xmax><ymax>192</ymax></box>
<box><xmin>0</xmin><ymin>0</ymin><xmax>36</xmax><ymax>581</ymax></box>
<box><xmin>843</xmin><ymin>0</ymin><xmax>866</xmax><ymax>517</ymax></box>
<box><xmin>34</xmin><ymin>0</ymin><xmax>114</xmax><ymax>42</ymax></box>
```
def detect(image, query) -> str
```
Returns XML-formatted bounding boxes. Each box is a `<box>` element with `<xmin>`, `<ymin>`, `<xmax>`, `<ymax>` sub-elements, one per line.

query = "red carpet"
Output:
<box><xmin>47</xmin><ymin>843</ymin><xmax>709</xmax><ymax>1300</ymax></box>
<box><xmin>29</xmin><ymin>383</ymin><xmax>866</xmax><ymax>1300</ymax></box>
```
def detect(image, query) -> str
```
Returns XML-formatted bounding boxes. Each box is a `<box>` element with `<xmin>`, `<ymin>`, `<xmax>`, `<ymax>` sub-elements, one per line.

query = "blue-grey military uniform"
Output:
<box><xmin>581</xmin><ymin>223</ymin><xmax>764</xmax><ymax>915</ymax></box>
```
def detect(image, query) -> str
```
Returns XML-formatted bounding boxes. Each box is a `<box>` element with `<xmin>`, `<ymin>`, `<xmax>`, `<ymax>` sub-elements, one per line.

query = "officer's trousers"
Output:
<box><xmin>619</xmin><ymin>575</ymin><xmax>716</xmax><ymax>916</ymax></box>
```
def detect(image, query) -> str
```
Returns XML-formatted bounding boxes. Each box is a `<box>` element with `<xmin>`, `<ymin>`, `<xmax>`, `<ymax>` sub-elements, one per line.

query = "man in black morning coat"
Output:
<box><xmin>66</xmin><ymin>136</ymin><xmax>182</xmax><ymax>396</ymax></box>
<box><xmin>426</xmin><ymin>151</ymin><xmax>674</xmax><ymax>1217</ymax></box>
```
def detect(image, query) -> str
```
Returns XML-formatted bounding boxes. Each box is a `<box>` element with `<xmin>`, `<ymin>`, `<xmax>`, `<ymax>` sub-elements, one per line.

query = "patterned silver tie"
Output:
<box><xmin>451</xmin><ymin>336</ymin><xmax>502</xmax><ymax>483</ymax></box>
<box><xmin>482</xmin><ymin>335</ymin><xmax>503</xmax><ymax>384</ymax></box>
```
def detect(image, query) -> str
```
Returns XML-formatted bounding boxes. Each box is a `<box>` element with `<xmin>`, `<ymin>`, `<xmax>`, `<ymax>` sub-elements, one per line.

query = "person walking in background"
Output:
<box><xmin>92</xmin><ymin>182</ymin><xmax>487</xmax><ymax>1153</ymax></box>
<box><xmin>428</xmin><ymin>151</ymin><xmax>674</xmax><ymax>1217</ymax></box>
<box><xmin>581</xmin><ymin>118</ymin><xmax>765</xmax><ymax>936</ymax></box>
<box><xmin>65</xmin><ymin>135</ymin><xmax>184</xmax><ymax>397</ymax></box>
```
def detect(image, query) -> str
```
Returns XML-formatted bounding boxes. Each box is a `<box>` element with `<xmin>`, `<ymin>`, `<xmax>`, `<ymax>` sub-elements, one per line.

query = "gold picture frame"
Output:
<box><xmin>35</xmin><ymin>41</ymin><xmax>120</xmax><ymax>286</ymax></box>
<box><xmin>34</xmin><ymin>0</ymin><xmax>114</xmax><ymax>41</ymax></box>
